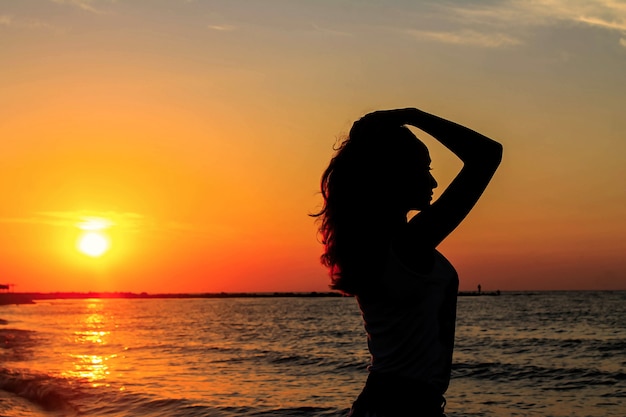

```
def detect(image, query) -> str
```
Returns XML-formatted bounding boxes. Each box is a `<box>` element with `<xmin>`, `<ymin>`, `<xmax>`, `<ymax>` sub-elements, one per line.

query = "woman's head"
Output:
<box><xmin>329</xmin><ymin>124</ymin><xmax>433</xmax><ymax>211</ymax></box>
<box><xmin>313</xmin><ymin>120</ymin><xmax>437</xmax><ymax>295</ymax></box>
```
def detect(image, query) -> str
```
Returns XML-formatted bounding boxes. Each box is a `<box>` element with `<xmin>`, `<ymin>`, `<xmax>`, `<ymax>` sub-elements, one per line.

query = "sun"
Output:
<box><xmin>77</xmin><ymin>232</ymin><xmax>110</xmax><ymax>257</ymax></box>
<box><xmin>75</xmin><ymin>217</ymin><xmax>113</xmax><ymax>258</ymax></box>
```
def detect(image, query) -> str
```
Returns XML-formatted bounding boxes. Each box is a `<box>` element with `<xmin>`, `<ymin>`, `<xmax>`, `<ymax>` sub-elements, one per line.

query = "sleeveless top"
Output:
<box><xmin>355</xmin><ymin>249</ymin><xmax>459</xmax><ymax>395</ymax></box>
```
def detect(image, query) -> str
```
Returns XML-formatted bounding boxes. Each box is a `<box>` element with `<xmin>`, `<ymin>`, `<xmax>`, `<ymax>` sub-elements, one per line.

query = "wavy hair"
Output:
<box><xmin>312</xmin><ymin>122</ymin><xmax>425</xmax><ymax>295</ymax></box>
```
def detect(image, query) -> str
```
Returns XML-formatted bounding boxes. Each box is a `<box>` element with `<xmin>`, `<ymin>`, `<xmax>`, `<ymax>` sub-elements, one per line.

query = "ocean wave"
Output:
<box><xmin>452</xmin><ymin>360</ymin><xmax>626</xmax><ymax>388</ymax></box>
<box><xmin>0</xmin><ymin>368</ymin><xmax>79</xmax><ymax>415</ymax></box>
<box><xmin>243</xmin><ymin>406</ymin><xmax>348</xmax><ymax>417</ymax></box>
<box><xmin>0</xmin><ymin>367</ymin><xmax>349</xmax><ymax>417</ymax></box>
<box><xmin>0</xmin><ymin>328</ymin><xmax>37</xmax><ymax>362</ymax></box>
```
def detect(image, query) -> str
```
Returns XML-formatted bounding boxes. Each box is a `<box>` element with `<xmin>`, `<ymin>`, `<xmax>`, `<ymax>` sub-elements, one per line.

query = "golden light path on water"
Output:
<box><xmin>62</xmin><ymin>301</ymin><xmax>115</xmax><ymax>388</ymax></box>
<box><xmin>52</xmin><ymin>298</ymin><xmax>334</xmax><ymax>405</ymax></box>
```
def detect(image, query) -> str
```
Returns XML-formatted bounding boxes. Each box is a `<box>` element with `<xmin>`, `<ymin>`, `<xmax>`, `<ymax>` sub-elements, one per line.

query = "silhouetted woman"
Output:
<box><xmin>313</xmin><ymin>108</ymin><xmax>502</xmax><ymax>416</ymax></box>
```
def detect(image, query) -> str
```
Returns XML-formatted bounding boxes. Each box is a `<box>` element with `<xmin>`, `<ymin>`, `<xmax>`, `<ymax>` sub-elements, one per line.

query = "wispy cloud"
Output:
<box><xmin>51</xmin><ymin>0</ymin><xmax>110</xmax><ymax>14</ymax></box>
<box><xmin>429</xmin><ymin>0</ymin><xmax>626</xmax><ymax>48</ymax></box>
<box><xmin>0</xmin><ymin>14</ymin><xmax>11</xmax><ymax>26</ymax></box>
<box><xmin>441</xmin><ymin>0</ymin><xmax>626</xmax><ymax>46</ymax></box>
<box><xmin>440</xmin><ymin>0</ymin><xmax>626</xmax><ymax>29</ymax></box>
<box><xmin>0</xmin><ymin>211</ymin><xmax>144</xmax><ymax>231</ymax></box>
<box><xmin>207</xmin><ymin>24</ymin><xmax>236</xmax><ymax>32</ymax></box>
<box><xmin>406</xmin><ymin>28</ymin><xmax>522</xmax><ymax>48</ymax></box>
<box><xmin>311</xmin><ymin>23</ymin><xmax>353</xmax><ymax>38</ymax></box>
<box><xmin>577</xmin><ymin>15</ymin><xmax>626</xmax><ymax>32</ymax></box>
<box><xmin>519</xmin><ymin>0</ymin><xmax>626</xmax><ymax>48</ymax></box>
<box><xmin>0</xmin><ymin>211</ymin><xmax>199</xmax><ymax>235</ymax></box>
<box><xmin>530</xmin><ymin>0</ymin><xmax>626</xmax><ymax>29</ymax></box>
<box><xmin>0</xmin><ymin>14</ymin><xmax>57</xmax><ymax>31</ymax></box>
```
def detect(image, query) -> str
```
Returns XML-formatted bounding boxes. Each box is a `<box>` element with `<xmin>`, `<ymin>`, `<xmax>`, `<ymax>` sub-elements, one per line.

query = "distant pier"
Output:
<box><xmin>0</xmin><ymin>292</ymin><xmax>34</xmax><ymax>306</ymax></box>
<box><xmin>457</xmin><ymin>290</ymin><xmax>501</xmax><ymax>297</ymax></box>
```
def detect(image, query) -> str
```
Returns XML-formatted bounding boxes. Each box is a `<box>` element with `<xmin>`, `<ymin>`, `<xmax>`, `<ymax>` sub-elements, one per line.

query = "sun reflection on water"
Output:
<box><xmin>61</xmin><ymin>299</ymin><xmax>116</xmax><ymax>387</ymax></box>
<box><xmin>67</xmin><ymin>353</ymin><xmax>115</xmax><ymax>386</ymax></box>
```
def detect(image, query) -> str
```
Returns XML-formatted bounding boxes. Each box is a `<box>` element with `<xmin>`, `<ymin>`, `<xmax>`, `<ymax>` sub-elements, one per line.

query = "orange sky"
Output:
<box><xmin>1</xmin><ymin>0</ymin><xmax>625</xmax><ymax>292</ymax></box>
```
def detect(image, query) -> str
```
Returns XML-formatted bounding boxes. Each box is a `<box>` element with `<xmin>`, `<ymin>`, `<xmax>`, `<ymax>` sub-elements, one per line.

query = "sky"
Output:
<box><xmin>1</xmin><ymin>0</ymin><xmax>625</xmax><ymax>293</ymax></box>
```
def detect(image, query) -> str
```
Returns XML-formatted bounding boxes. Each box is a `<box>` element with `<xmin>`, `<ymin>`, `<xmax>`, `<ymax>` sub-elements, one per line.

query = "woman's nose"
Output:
<box><xmin>430</xmin><ymin>173</ymin><xmax>438</xmax><ymax>189</ymax></box>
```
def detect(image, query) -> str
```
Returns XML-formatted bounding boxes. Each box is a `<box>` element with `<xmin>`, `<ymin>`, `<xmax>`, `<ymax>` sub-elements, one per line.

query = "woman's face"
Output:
<box><xmin>398</xmin><ymin>141</ymin><xmax>438</xmax><ymax>212</ymax></box>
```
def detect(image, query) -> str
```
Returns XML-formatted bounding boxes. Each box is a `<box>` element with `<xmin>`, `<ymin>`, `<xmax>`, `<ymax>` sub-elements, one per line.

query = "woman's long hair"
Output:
<box><xmin>312</xmin><ymin>122</ymin><xmax>423</xmax><ymax>296</ymax></box>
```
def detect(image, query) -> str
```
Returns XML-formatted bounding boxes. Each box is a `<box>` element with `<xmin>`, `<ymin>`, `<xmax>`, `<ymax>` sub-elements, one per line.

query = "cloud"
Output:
<box><xmin>0</xmin><ymin>211</ymin><xmax>198</xmax><ymax>234</ymax></box>
<box><xmin>0</xmin><ymin>14</ymin><xmax>56</xmax><ymax>30</ymax></box>
<box><xmin>441</xmin><ymin>0</ymin><xmax>626</xmax><ymax>29</ymax></box>
<box><xmin>448</xmin><ymin>0</ymin><xmax>626</xmax><ymax>44</ymax></box>
<box><xmin>621</xmin><ymin>37</ymin><xmax>626</xmax><ymax>47</ymax></box>
<box><xmin>406</xmin><ymin>28</ymin><xmax>522</xmax><ymax>48</ymax></box>
<box><xmin>311</xmin><ymin>23</ymin><xmax>353</xmax><ymax>38</ymax></box>
<box><xmin>0</xmin><ymin>14</ymin><xmax>12</xmax><ymax>26</ymax></box>
<box><xmin>207</xmin><ymin>24</ymin><xmax>236</xmax><ymax>32</ymax></box>
<box><xmin>577</xmin><ymin>15</ymin><xmax>626</xmax><ymax>32</ymax></box>
<box><xmin>519</xmin><ymin>0</ymin><xmax>626</xmax><ymax>33</ymax></box>
<box><xmin>0</xmin><ymin>211</ymin><xmax>144</xmax><ymax>231</ymax></box>
<box><xmin>51</xmin><ymin>0</ymin><xmax>110</xmax><ymax>14</ymax></box>
<box><xmin>432</xmin><ymin>0</ymin><xmax>626</xmax><ymax>47</ymax></box>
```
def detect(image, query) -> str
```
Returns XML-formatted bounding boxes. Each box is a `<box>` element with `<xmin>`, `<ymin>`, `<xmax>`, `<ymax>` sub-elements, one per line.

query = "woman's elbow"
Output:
<box><xmin>488</xmin><ymin>141</ymin><xmax>503</xmax><ymax>167</ymax></box>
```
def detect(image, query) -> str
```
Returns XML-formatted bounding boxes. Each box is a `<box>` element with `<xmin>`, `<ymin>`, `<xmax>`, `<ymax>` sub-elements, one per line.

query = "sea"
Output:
<box><xmin>1</xmin><ymin>291</ymin><xmax>624</xmax><ymax>417</ymax></box>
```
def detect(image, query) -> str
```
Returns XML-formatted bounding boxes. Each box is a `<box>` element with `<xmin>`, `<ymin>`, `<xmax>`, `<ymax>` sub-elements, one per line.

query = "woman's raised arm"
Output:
<box><xmin>404</xmin><ymin>108</ymin><xmax>502</xmax><ymax>248</ymax></box>
<box><xmin>355</xmin><ymin>108</ymin><xmax>502</xmax><ymax>250</ymax></box>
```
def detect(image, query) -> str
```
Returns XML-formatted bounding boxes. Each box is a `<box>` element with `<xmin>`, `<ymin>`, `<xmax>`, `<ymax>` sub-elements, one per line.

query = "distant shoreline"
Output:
<box><xmin>1</xmin><ymin>291</ymin><xmax>344</xmax><ymax>305</ymax></box>
<box><xmin>1</xmin><ymin>290</ymin><xmax>624</xmax><ymax>306</ymax></box>
<box><xmin>1</xmin><ymin>290</ymin><xmax>504</xmax><ymax>305</ymax></box>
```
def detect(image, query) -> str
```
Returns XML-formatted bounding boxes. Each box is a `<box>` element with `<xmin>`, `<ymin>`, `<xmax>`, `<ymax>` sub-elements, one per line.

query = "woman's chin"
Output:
<box><xmin>409</xmin><ymin>202</ymin><xmax>431</xmax><ymax>212</ymax></box>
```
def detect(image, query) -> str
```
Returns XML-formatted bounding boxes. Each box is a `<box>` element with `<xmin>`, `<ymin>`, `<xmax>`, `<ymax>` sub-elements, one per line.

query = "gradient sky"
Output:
<box><xmin>1</xmin><ymin>0</ymin><xmax>625</xmax><ymax>293</ymax></box>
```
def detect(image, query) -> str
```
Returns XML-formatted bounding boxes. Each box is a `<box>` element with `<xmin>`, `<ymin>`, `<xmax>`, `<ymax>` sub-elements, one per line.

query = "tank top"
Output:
<box><xmin>355</xmin><ymin>249</ymin><xmax>459</xmax><ymax>395</ymax></box>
